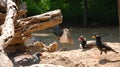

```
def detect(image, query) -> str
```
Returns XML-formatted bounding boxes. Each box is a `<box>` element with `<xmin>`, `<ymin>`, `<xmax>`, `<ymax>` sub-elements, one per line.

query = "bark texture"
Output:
<box><xmin>0</xmin><ymin>0</ymin><xmax>62</xmax><ymax>66</ymax></box>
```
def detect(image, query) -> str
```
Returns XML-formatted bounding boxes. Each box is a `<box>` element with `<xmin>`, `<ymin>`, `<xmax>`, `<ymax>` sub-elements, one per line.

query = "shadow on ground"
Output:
<box><xmin>99</xmin><ymin>59</ymin><xmax>120</xmax><ymax>65</ymax></box>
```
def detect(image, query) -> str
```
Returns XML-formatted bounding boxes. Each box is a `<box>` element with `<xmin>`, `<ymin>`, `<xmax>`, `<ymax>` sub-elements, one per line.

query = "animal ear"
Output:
<box><xmin>92</xmin><ymin>36</ymin><xmax>96</xmax><ymax>38</ymax></box>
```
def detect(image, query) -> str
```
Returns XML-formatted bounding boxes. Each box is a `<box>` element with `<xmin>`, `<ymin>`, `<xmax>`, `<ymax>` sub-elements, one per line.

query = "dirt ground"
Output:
<box><xmin>14</xmin><ymin>27</ymin><xmax>120</xmax><ymax>67</ymax></box>
<box><xmin>40</xmin><ymin>42</ymin><xmax>120</xmax><ymax>67</ymax></box>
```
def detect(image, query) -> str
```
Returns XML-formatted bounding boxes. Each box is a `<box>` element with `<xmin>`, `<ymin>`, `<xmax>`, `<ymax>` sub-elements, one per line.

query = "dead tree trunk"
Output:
<box><xmin>0</xmin><ymin>0</ymin><xmax>18</xmax><ymax>51</ymax></box>
<box><xmin>0</xmin><ymin>6</ymin><xmax>62</xmax><ymax>49</ymax></box>
<box><xmin>0</xmin><ymin>0</ymin><xmax>62</xmax><ymax>66</ymax></box>
<box><xmin>0</xmin><ymin>0</ymin><xmax>17</xmax><ymax>66</ymax></box>
<box><xmin>10</xmin><ymin>9</ymin><xmax>62</xmax><ymax>46</ymax></box>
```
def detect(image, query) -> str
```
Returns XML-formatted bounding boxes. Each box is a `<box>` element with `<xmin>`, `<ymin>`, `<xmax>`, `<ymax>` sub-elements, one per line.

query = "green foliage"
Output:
<box><xmin>23</xmin><ymin>0</ymin><xmax>118</xmax><ymax>27</ymax></box>
<box><xmin>24</xmin><ymin>0</ymin><xmax>51</xmax><ymax>16</ymax></box>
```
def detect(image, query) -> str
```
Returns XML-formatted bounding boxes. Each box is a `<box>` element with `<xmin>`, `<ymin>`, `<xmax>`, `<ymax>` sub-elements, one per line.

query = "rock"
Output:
<box><xmin>29</xmin><ymin>64</ymin><xmax>64</xmax><ymax>67</ymax></box>
<box><xmin>0</xmin><ymin>52</ymin><xmax>13</xmax><ymax>67</ymax></box>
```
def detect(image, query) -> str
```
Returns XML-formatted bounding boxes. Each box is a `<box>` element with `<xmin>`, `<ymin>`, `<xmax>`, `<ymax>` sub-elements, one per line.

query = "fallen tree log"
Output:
<box><xmin>0</xmin><ymin>1</ymin><xmax>63</xmax><ymax>67</ymax></box>
<box><xmin>0</xmin><ymin>0</ymin><xmax>62</xmax><ymax>66</ymax></box>
<box><xmin>4</xmin><ymin>10</ymin><xmax>62</xmax><ymax>54</ymax></box>
<box><xmin>10</xmin><ymin>9</ymin><xmax>63</xmax><ymax>45</ymax></box>
<box><xmin>0</xmin><ymin>6</ymin><xmax>62</xmax><ymax>48</ymax></box>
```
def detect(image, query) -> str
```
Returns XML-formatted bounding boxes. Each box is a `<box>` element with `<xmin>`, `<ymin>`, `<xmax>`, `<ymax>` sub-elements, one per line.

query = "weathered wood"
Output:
<box><xmin>0</xmin><ymin>0</ymin><xmax>18</xmax><ymax>50</ymax></box>
<box><xmin>0</xmin><ymin>0</ymin><xmax>17</xmax><ymax>66</ymax></box>
<box><xmin>0</xmin><ymin>10</ymin><xmax>27</xmax><ymax>25</ymax></box>
<box><xmin>0</xmin><ymin>0</ymin><xmax>62</xmax><ymax>66</ymax></box>
<box><xmin>17</xmin><ymin>9</ymin><xmax>62</xmax><ymax>34</ymax></box>
<box><xmin>0</xmin><ymin>9</ymin><xmax>62</xmax><ymax>47</ymax></box>
<box><xmin>9</xmin><ymin>9</ymin><xmax>62</xmax><ymax>45</ymax></box>
<box><xmin>16</xmin><ymin>10</ymin><xmax>27</xmax><ymax>19</ymax></box>
<box><xmin>26</xmin><ymin>41</ymin><xmax>58</xmax><ymax>54</ymax></box>
<box><xmin>34</xmin><ymin>41</ymin><xmax>58</xmax><ymax>52</ymax></box>
<box><xmin>0</xmin><ymin>10</ymin><xmax>62</xmax><ymax>57</ymax></box>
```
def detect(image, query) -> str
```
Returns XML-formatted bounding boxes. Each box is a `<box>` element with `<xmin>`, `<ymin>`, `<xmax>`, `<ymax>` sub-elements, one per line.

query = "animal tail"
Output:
<box><xmin>111</xmin><ymin>49</ymin><xmax>119</xmax><ymax>54</ymax></box>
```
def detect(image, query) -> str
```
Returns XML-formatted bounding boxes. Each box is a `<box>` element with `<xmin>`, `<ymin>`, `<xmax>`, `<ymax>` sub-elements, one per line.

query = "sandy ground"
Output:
<box><xmin>39</xmin><ymin>42</ymin><xmax>120</xmax><ymax>67</ymax></box>
<box><xmin>12</xmin><ymin>27</ymin><xmax>120</xmax><ymax>67</ymax></box>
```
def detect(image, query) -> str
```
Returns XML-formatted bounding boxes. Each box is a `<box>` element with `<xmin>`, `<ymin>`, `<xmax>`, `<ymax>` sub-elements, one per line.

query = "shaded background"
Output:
<box><xmin>14</xmin><ymin>0</ymin><xmax>119</xmax><ymax>43</ymax></box>
<box><xmin>23</xmin><ymin>0</ymin><xmax>118</xmax><ymax>27</ymax></box>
